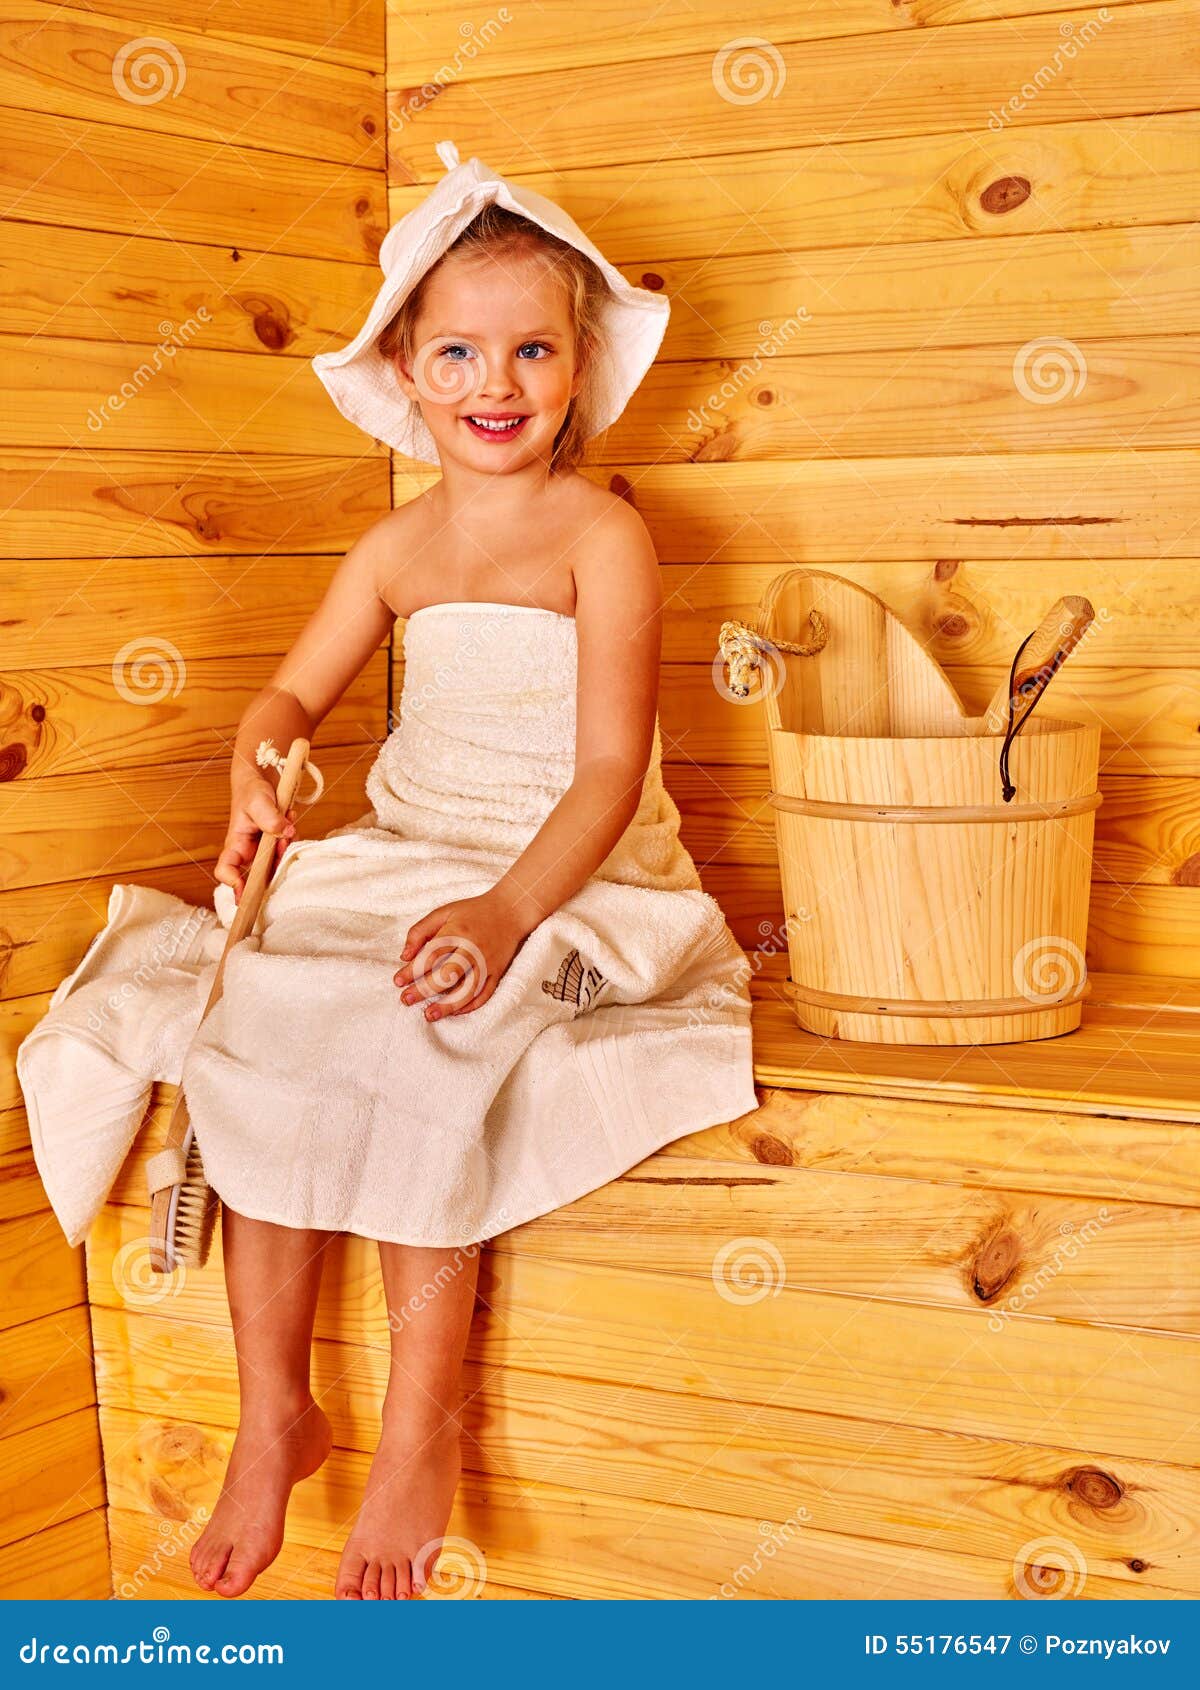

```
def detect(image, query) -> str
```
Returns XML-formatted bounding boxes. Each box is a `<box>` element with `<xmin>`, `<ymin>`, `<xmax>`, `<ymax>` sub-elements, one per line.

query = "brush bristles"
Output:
<box><xmin>172</xmin><ymin>1140</ymin><xmax>220</xmax><ymax>1268</ymax></box>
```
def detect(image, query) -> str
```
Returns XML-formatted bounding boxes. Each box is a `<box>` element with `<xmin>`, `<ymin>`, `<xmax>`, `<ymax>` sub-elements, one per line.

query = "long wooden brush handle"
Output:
<box><xmin>983</xmin><ymin>596</ymin><xmax>1095</xmax><ymax>733</ymax></box>
<box><xmin>201</xmin><ymin>736</ymin><xmax>312</xmax><ymax>1015</ymax></box>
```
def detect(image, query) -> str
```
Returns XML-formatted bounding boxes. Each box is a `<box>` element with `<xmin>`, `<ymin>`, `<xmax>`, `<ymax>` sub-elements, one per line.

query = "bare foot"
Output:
<box><xmin>335</xmin><ymin>1409</ymin><xmax>463</xmax><ymax>1599</ymax></box>
<box><xmin>190</xmin><ymin>1398</ymin><xmax>332</xmax><ymax>1597</ymax></box>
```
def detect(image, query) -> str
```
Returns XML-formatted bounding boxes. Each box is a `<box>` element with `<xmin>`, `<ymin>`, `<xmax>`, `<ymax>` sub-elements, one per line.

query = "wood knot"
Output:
<box><xmin>751</xmin><ymin>1132</ymin><xmax>793</xmax><ymax>1166</ymax></box>
<box><xmin>755</xmin><ymin>389</ymin><xmax>775</xmax><ymax>407</ymax></box>
<box><xmin>361</xmin><ymin>116</ymin><xmax>377</xmax><ymax>136</ymax></box>
<box><xmin>147</xmin><ymin>1477</ymin><xmax>189</xmax><ymax>1520</ymax></box>
<box><xmin>30</xmin><ymin>703</ymin><xmax>45</xmax><ymax>721</ymax></box>
<box><xmin>934</xmin><ymin>612</ymin><xmax>970</xmax><ymax>640</ymax></box>
<box><xmin>1128</xmin><ymin>1558</ymin><xmax>1147</xmax><ymax>1574</ymax></box>
<box><xmin>241</xmin><ymin>296</ymin><xmax>294</xmax><ymax>352</ymax></box>
<box><xmin>0</xmin><ymin>744</ymin><xmax>28</xmax><ymax>782</ymax></box>
<box><xmin>230</xmin><ymin>248</ymin><xmax>240</xmax><ymax>262</ymax></box>
<box><xmin>1174</xmin><ymin>853</ymin><xmax>1200</xmax><ymax>887</ymax></box>
<box><xmin>1064</xmin><ymin>1465</ymin><xmax>1123</xmax><ymax>1509</ymax></box>
<box><xmin>933</xmin><ymin>559</ymin><xmax>959</xmax><ymax>580</ymax></box>
<box><xmin>980</xmin><ymin>175</ymin><xmax>1031</xmax><ymax>215</ymax></box>
<box><xmin>970</xmin><ymin>1227</ymin><xmax>1021</xmax><ymax>1302</ymax></box>
<box><xmin>640</xmin><ymin>272</ymin><xmax>664</xmax><ymax>291</ymax></box>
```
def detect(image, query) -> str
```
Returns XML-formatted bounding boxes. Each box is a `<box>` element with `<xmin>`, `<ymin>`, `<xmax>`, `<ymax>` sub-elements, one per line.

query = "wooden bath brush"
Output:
<box><xmin>146</xmin><ymin>736</ymin><xmax>322</xmax><ymax>1274</ymax></box>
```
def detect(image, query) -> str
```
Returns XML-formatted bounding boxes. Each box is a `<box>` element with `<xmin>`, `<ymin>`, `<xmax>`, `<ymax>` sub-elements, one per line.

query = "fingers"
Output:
<box><xmin>397</xmin><ymin>910</ymin><xmax>444</xmax><ymax>974</ymax></box>
<box><xmin>401</xmin><ymin>943</ymin><xmax>491</xmax><ymax>1018</ymax></box>
<box><xmin>441</xmin><ymin>974</ymin><xmax>497</xmax><ymax>1017</ymax></box>
<box><xmin>244</xmin><ymin>786</ymin><xmax>296</xmax><ymax>839</ymax></box>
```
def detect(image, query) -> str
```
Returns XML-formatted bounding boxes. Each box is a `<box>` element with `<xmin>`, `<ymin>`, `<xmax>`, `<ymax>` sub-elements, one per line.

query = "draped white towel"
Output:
<box><xmin>17</xmin><ymin>603</ymin><xmax>760</xmax><ymax>1248</ymax></box>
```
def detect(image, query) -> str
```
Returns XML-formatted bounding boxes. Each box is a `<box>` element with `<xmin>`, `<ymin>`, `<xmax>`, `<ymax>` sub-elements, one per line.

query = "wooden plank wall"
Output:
<box><xmin>388</xmin><ymin>0</ymin><xmax>1200</xmax><ymax>978</ymax></box>
<box><xmin>0</xmin><ymin>0</ymin><xmax>391</xmax><ymax>1595</ymax></box>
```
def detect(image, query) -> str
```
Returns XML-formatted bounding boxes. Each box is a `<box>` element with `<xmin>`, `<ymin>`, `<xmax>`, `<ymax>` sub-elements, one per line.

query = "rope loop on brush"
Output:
<box><xmin>255</xmin><ymin>738</ymin><xmax>325</xmax><ymax>805</ymax></box>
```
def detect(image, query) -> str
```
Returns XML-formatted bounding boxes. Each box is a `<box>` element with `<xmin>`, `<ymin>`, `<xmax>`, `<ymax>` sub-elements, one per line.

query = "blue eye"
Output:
<box><xmin>438</xmin><ymin>343</ymin><xmax>475</xmax><ymax>360</ymax></box>
<box><xmin>517</xmin><ymin>342</ymin><xmax>552</xmax><ymax>359</ymax></box>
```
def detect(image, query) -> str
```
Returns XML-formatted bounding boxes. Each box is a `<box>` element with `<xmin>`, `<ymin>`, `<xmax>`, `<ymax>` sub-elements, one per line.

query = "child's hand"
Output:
<box><xmin>214</xmin><ymin>776</ymin><xmax>297</xmax><ymax>903</ymax></box>
<box><xmin>395</xmin><ymin>894</ymin><xmax>526</xmax><ymax>1019</ymax></box>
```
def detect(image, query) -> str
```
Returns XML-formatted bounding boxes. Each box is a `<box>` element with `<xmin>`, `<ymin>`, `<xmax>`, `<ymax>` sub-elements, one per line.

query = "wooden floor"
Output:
<box><xmin>72</xmin><ymin>960</ymin><xmax>1200</xmax><ymax>1600</ymax></box>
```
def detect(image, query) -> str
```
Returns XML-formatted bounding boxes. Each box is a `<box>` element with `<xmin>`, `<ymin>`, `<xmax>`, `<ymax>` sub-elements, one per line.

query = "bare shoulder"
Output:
<box><xmin>564</xmin><ymin>478</ymin><xmax>661</xmax><ymax>625</ymax></box>
<box><xmin>349</xmin><ymin>492</ymin><xmax>436</xmax><ymax>615</ymax></box>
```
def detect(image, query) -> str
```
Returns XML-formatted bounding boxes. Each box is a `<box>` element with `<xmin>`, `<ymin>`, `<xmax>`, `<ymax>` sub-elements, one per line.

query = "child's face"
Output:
<box><xmin>393</xmin><ymin>246</ymin><xmax>584</xmax><ymax>472</ymax></box>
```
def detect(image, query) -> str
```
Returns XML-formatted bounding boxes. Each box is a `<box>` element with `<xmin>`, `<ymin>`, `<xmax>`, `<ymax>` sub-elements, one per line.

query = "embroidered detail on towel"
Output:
<box><xmin>541</xmin><ymin>948</ymin><xmax>609</xmax><ymax>1014</ymax></box>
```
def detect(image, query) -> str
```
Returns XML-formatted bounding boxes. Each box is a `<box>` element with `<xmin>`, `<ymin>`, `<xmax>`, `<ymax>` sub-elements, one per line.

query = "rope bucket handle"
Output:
<box><xmin>716</xmin><ymin>612</ymin><xmax>828</xmax><ymax>698</ymax></box>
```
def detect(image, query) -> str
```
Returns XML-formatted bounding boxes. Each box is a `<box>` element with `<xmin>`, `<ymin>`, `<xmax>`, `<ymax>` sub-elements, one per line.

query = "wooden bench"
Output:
<box><xmin>84</xmin><ymin>957</ymin><xmax>1200</xmax><ymax>1600</ymax></box>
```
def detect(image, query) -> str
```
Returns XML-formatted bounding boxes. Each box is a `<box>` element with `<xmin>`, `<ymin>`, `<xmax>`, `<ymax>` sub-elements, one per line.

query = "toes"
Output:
<box><xmin>195</xmin><ymin>1541</ymin><xmax>232</xmax><ymax>1590</ymax></box>
<box><xmin>215</xmin><ymin>1555</ymin><xmax>258</xmax><ymax>1598</ymax></box>
<box><xmin>361</xmin><ymin>1558</ymin><xmax>382</xmax><ymax>1600</ymax></box>
<box><xmin>397</xmin><ymin>1558</ymin><xmax>414</xmax><ymax>1600</ymax></box>
<box><xmin>335</xmin><ymin>1550</ymin><xmax>367</xmax><ymax>1600</ymax></box>
<box><xmin>380</xmin><ymin>1562</ymin><xmax>397</xmax><ymax>1601</ymax></box>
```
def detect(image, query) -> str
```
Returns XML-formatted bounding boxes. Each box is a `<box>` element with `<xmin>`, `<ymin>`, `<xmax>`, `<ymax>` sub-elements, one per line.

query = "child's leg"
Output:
<box><xmin>335</xmin><ymin>1241</ymin><xmax>480</xmax><ymax>1600</ymax></box>
<box><xmin>190</xmin><ymin>1208</ymin><xmax>336</xmax><ymax>1597</ymax></box>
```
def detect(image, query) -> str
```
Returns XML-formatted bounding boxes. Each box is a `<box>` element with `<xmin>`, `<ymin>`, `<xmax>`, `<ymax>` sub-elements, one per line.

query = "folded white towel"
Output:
<box><xmin>17</xmin><ymin>604</ymin><xmax>760</xmax><ymax>1248</ymax></box>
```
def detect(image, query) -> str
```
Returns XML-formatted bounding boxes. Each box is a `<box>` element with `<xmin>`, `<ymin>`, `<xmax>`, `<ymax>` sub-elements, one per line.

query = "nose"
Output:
<box><xmin>474</xmin><ymin>351</ymin><xmax>521</xmax><ymax>402</ymax></box>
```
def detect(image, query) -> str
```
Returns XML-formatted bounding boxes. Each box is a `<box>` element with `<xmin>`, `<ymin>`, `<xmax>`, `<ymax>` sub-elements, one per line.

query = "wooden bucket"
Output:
<box><xmin>750</xmin><ymin>571</ymin><xmax>1102</xmax><ymax>1045</ymax></box>
<box><xmin>766</xmin><ymin>719</ymin><xmax>1101</xmax><ymax>1044</ymax></box>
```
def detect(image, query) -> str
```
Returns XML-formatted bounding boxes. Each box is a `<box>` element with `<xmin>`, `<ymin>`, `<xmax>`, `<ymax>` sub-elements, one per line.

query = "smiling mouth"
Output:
<box><xmin>462</xmin><ymin>414</ymin><xmax>529</xmax><ymax>437</ymax></box>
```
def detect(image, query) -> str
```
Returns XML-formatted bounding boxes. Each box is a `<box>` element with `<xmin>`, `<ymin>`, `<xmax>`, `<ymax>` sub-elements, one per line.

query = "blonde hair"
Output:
<box><xmin>376</xmin><ymin>204</ymin><xmax>610</xmax><ymax>474</ymax></box>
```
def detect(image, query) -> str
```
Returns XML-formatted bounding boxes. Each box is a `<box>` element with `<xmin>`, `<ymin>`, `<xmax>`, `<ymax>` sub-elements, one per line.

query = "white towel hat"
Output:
<box><xmin>311</xmin><ymin>140</ymin><xmax>670</xmax><ymax>463</ymax></box>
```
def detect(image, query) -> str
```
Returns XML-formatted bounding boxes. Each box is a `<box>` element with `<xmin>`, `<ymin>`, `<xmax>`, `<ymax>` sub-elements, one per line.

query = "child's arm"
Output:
<box><xmin>394</xmin><ymin>498</ymin><xmax>664</xmax><ymax>1017</ymax></box>
<box><xmin>216</xmin><ymin>518</ymin><xmax>398</xmax><ymax>898</ymax></box>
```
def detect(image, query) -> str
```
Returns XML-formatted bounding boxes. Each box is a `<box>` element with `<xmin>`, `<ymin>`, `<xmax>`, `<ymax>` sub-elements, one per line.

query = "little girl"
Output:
<box><xmin>183</xmin><ymin>144</ymin><xmax>758</xmax><ymax>1601</ymax></box>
